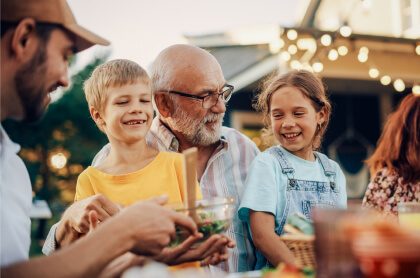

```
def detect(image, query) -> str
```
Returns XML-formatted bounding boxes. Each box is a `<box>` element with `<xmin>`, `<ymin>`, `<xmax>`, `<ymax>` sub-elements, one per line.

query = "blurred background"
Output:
<box><xmin>3</xmin><ymin>0</ymin><xmax>419</xmax><ymax>256</ymax></box>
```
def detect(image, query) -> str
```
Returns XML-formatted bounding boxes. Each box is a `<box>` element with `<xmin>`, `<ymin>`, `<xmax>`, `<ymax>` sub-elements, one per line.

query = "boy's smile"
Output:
<box><xmin>123</xmin><ymin>119</ymin><xmax>147</xmax><ymax>126</ymax></box>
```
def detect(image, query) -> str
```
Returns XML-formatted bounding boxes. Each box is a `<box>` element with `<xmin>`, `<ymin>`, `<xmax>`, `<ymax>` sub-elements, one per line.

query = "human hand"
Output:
<box><xmin>116</xmin><ymin>196</ymin><xmax>198</xmax><ymax>256</ymax></box>
<box><xmin>199</xmin><ymin>235</ymin><xmax>235</xmax><ymax>266</ymax></box>
<box><xmin>154</xmin><ymin>234</ymin><xmax>235</xmax><ymax>266</ymax></box>
<box><xmin>56</xmin><ymin>194</ymin><xmax>120</xmax><ymax>247</ymax></box>
<box><xmin>98</xmin><ymin>252</ymin><xmax>146</xmax><ymax>278</ymax></box>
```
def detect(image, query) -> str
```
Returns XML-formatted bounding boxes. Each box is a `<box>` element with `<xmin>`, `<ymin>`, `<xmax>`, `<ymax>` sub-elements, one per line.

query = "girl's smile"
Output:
<box><xmin>282</xmin><ymin>132</ymin><xmax>302</xmax><ymax>141</ymax></box>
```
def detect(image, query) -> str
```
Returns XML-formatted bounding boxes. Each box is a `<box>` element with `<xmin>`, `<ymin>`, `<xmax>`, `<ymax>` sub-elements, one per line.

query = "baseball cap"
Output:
<box><xmin>1</xmin><ymin>0</ymin><xmax>110</xmax><ymax>52</ymax></box>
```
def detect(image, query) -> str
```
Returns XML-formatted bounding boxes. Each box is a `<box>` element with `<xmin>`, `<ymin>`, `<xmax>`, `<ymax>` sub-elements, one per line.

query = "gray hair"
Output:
<box><xmin>149</xmin><ymin>54</ymin><xmax>176</xmax><ymax>117</ymax></box>
<box><xmin>149</xmin><ymin>52</ymin><xmax>175</xmax><ymax>94</ymax></box>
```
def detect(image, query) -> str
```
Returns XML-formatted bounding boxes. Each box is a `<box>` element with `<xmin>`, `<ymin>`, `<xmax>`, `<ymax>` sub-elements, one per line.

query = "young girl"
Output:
<box><xmin>238</xmin><ymin>70</ymin><xmax>347</xmax><ymax>269</ymax></box>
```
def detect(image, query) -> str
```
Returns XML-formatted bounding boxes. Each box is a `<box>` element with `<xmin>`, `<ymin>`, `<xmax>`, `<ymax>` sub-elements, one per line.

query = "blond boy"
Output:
<box><xmin>78</xmin><ymin>59</ymin><xmax>200</xmax><ymax>207</ymax></box>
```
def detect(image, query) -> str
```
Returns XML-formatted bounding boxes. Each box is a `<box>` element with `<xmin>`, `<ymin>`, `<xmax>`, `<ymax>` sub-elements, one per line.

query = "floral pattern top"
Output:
<box><xmin>362</xmin><ymin>167</ymin><xmax>420</xmax><ymax>216</ymax></box>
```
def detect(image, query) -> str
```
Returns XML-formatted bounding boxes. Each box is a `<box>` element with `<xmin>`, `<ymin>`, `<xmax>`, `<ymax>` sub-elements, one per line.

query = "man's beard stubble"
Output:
<box><xmin>15</xmin><ymin>43</ymin><xmax>49</xmax><ymax>123</ymax></box>
<box><xmin>166</xmin><ymin>108</ymin><xmax>224</xmax><ymax>146</ymax></box>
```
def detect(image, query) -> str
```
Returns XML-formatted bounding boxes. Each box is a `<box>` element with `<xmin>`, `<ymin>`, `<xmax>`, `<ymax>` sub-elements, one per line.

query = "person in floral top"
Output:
<box><xmin>363</xmin><ymin>93</ymin><xmax>420</xmax><ymax>216</ymax></box>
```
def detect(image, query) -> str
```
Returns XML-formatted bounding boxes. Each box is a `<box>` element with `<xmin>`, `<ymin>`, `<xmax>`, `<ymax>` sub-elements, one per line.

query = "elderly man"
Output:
<box><xmin>1</xmin><ymin>1</ymin><xmax>227</xmax><ymax>277</ymax></box>
<box><xmin>94</xmin><ymin>44</ymin><xmax>260</xmax><ymax>272</ymax></box>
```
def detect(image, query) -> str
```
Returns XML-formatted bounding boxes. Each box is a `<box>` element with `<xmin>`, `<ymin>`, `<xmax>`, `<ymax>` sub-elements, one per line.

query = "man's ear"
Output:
<box><xmin>154</xmin><ymin>93</ymin><xmax>173</xmax><ymax>118</ymax></box>
<box><xmin>10</xmin><ymin>18</ymin><xmax>38</xmax><ymax>61</ymax></box>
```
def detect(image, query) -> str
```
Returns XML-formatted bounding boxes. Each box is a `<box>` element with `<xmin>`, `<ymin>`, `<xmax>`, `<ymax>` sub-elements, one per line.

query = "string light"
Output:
<box><xmin>339</xmin><ymin>25</ymin><xmax>352</xmax><ymax>37</ymax></box>
<box><xmin>380</xmin><ymin>75</ymin><xmax>391</xmax><ymax>85</ymax></box>
<box><xmin>281</xmin><ymin>29</ymin><xmax>416</xmax><ymax>92</ymax></box>
<box><xmin>312</xmin><ymin>62</ymin><xmax>324</xmax><ymax>73</ymax></box>
<box><xmin>320</xmin><ymin>34</ymin><xmax>332</xmax><ymax>46</ymax></box>
<box><xmin>413</xmin><ymin>85</ymin><xmax>420</xmax><ymax>95</ymax></box>
<box><xmin>297</xmin><ymin>38</ymin><xmax>317</xmax><ymax>51</ymax></box>
<box><xmin>359</xmin><ymin>46</ymin><xmax>369</xmax><ymax>54</ymax></box>
<box><xmin>50</xmin><ymin>153</ymin><xmax>67</xmax><ymax>169</ymax></box>
<box><xmin>393</xmin><ymin>79</ymin><xmax>405</xmax><ymax>92</ymax></box>
<box><xmin>337</xmin><ymin>45</ymin><xmax>348</xmax><ymax>56</ymax></box>
<box><xmin>328</xmin><ymin>49</ymin><xmax>339</xmax><ymax>61</ymax></box>
<box><xmin>287</xmin><ymin>29</ymin><xmax>298</xmax><ymax>40</ymax></box>
<box><xmin>288</xmin><ymin>44</ymin><xmax>298</xmax><ymax>55</ymax></box>
<box><xmin>280</xmin><ymin>51</ymin><xmax>291</xmax><ymax>61</ymax></box>
<box><xmin>290</xmin><ymin>60</ymin><xmax>302</xmax><ymax>70</ymax></box>
<box><xmin>358</xmin><ymin>53</ymin><xmax>368</xmax><ymax>62</ymax></box>
<box><xmin>357</xmin><ymin>47</ymin><xmax>369</xmax><ymax>63</ymax></box>
<box><xmin>368</xmin><ymin>68</ymin><xmax>379</xmax><ymax>78</ymax></box>
<box><xmin>269</xmin><ymin>39</ymin><xmax>284</xmax><ymax>53</ymax></box>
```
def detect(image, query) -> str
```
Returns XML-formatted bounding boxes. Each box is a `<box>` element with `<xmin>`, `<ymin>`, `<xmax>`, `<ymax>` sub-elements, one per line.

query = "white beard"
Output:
<box><xmin>165</xmin><ymin>109</ymin><xmax>224</xmax><ymax>146</ymax></box>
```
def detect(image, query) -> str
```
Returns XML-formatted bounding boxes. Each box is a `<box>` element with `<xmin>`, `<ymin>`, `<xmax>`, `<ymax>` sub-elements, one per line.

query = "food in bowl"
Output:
<box><xmin>170</xmin><ymin>197</ymin><xmax>235</xmax><ymax>246</ymax></box>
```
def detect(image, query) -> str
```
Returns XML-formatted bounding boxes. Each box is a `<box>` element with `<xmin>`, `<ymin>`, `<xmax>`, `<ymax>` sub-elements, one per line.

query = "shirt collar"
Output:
<box><xmin>149</xmin><ymin>117</ymin><xmax>179</xmax><ymax>152</ymax></box>
<box><xmin>0</xmin><ymin>124</ymin><xmax>21</xmax><ymax>155</ymax></box>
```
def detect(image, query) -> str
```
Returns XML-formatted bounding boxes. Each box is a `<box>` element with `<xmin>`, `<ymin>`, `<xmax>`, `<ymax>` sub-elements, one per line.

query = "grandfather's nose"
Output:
<box><xmin>210</xmin><ymin>95</ymin><xmax>226</xmax><ymax>114</ymax></box>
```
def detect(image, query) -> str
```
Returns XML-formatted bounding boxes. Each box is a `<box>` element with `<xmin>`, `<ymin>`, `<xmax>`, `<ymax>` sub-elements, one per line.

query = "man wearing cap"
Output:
<box><xmin>1</xmin><ymin>0</ymin><xmax>229</xmax><ymax>276</ymax></box>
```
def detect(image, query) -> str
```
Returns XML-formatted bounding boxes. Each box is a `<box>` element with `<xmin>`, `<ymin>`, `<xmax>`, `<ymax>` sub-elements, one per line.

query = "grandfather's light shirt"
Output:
<box><xmin>0</xmin><ymin>124</ymin><xmax>32</xmax><ymax>267</ymax></box>
<box><xmin>92</xmin><ymin>117</ymin><xmax>260</xmax><ymax>272</ymax></box>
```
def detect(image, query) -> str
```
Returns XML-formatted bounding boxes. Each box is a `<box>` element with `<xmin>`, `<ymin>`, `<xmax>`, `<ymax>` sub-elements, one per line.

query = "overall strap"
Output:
<box><xmin>267</xmin><ymin>146</ymin><xmax>293</xmax><ymax>236</ymax></box>
<box><xmin>267</xmin><ymin>146</ymin><xmax>297</xmax><ymax>188</ymax></box>
<box><xmin>314</xmin><ymin>152</ymin><xmax>337</xmax><ymax>190</ymax></box>
<box><xmin>314</xmin><ymin>152</ymin><xmax>335</xmax><ymax>176</ymax></box>
<box><xmin>267</xmin><ymin>146</ymin><xmax>295</xmax><ymax>176</ymax></box>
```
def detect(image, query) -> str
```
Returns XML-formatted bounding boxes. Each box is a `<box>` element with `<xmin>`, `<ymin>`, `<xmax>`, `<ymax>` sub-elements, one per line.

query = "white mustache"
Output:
<box><xmin>204</xmin><ymin>113</ymin><xmax>224</xmax><ymax>124</ymax></box>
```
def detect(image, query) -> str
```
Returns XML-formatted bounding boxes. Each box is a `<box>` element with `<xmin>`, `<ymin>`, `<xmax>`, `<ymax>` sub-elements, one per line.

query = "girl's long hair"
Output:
<box><xmin>366</xmin><ymin>94</ymin><xmax>420</xmax><ymax>183</ymax></box>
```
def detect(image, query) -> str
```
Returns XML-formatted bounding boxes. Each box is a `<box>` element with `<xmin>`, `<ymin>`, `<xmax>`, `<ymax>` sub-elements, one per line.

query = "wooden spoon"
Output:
<box><xmin>182</xmin><ymin>147</ymin><xmax>199</xmax><ymax>222</ymax></box>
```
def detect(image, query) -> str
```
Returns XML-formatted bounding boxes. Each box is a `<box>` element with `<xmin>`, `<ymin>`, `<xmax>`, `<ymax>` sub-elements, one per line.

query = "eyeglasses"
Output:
<box><xmin>163</xmin><ymin>84</ymin><xmax>234</xmax><ymax>109</ymax></box>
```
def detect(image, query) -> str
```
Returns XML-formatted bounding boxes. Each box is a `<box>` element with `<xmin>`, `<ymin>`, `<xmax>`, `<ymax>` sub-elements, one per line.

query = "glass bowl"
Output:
<box><xmin>170</xmin><ymin>197</ymin><xmax>235</xmax><ymax>246</ymax></box>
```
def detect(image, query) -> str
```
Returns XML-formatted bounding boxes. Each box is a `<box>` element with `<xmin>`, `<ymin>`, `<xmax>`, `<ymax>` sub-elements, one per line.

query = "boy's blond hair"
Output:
<box><xmin>84</xmin><ymin>59</ymin><xmax>150</xmax><ymax>114</ymax></box>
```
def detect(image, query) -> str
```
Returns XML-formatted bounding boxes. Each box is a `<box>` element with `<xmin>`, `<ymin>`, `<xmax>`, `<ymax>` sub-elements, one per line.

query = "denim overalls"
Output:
<box><xmin>255</xmin><ymin>146</ymin><xmax>341</xmax><ymax>269</ymax></box>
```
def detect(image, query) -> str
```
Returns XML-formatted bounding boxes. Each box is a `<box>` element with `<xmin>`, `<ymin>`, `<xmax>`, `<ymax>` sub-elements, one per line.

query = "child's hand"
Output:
<box><xmin>88</xmin><ymin>210</ymin><xmax>99</xmax><ymax>234</ymax></box>
<box><xmin>154</xmin><ymin>234</ymin><xmax>235</xmax><ymax>266</ymax></box>
<box><xmin>56</xmin><ymin>194</ymin><xmax>120</xmax><ymax>247</ymax></box>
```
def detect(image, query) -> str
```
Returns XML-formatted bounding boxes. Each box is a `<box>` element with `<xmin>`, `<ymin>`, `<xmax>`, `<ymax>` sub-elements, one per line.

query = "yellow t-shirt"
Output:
<box><xmin>75</xmin><ymin>151</ymin><xmax>201</xmax><ymax>206</ymax></box>
<box><xmin>75</xmin><ymin>151</ymin><xmax>202</xmax><ymax>269</ymax></box>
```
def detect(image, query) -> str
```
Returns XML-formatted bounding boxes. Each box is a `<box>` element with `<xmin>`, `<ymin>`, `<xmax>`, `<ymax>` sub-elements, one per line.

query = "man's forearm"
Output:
<box><xmin>2</xmin><ymin>218</ymin><xmax>134</xmax><ymax>277</ymax></box>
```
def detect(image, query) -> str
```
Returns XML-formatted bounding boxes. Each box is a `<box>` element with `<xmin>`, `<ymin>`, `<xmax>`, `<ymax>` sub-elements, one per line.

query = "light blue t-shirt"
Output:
<box><xmin>238</xmin><ymin>145</ymin><xmax>347</xmax><ymax>269</ymax></box>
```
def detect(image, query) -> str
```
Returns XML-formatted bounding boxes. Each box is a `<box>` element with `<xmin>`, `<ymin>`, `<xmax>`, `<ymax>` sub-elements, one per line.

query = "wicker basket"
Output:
<box><xmin>280</xmin><ymin>234</ymin><xmax>316</xmax><ymax>268</ymax></box>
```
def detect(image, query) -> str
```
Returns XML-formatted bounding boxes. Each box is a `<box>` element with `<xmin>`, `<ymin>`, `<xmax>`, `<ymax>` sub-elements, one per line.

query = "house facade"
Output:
<box><xmin>187</xmin><ymin>0</ymin><xmax>420</xmax><ymax>198</ymax></box>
